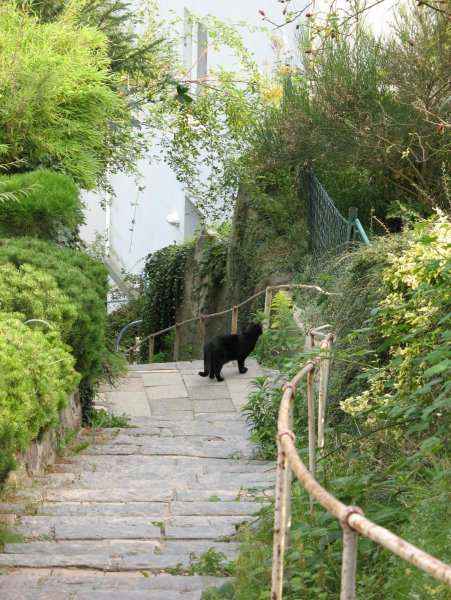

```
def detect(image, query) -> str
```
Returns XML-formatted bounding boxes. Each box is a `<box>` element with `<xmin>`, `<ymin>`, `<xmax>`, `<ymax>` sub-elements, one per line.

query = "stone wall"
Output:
<box><xmin>16</xmin><ymin>391</ymin><xmax>81</xmax><ymax>477</ymax></box>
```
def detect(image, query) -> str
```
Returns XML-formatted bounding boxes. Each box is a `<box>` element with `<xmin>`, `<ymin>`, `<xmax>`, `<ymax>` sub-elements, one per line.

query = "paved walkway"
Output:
<box><xmin>0</xmin><ymin>361</ymin><xmax>275</xmax><ymax>599</ymax></box>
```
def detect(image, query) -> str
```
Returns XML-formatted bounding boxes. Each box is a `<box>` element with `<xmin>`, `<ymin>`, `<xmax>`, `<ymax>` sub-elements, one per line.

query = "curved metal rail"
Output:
<box><xmin>271</xmin><ymin>332</ymin><xmax>451</xmax><ymax>599</ymax></box>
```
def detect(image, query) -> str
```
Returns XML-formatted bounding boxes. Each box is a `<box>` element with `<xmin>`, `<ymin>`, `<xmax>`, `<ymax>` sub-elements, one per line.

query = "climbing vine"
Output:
<box><xmin>141</xmin><ymin>241</ymin><xmax>194</xmax><ymax>355</ymax></box>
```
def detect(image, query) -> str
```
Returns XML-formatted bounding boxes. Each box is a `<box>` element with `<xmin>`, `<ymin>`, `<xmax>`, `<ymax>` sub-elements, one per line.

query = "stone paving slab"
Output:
<box><xmin>192</xmin><ymin>399</ymin><xmax>235</xmax><ymax>413</ymax></box>
<box><xmin>148</xmin><ymin>397</ymin><xmax>192</xmax><ymax>412</ymax></box>
<box><xmin>187</xmin><ymin>386</ymin><xmax>231</xmax><ymax>400</ymax></box>
<box><xmin>16</xmin><ymin>516</ymin><xmax>162</xmax><ymax>540</ymax></box>
<box><xmin>142</xmin><ymin>372</ymin><xmax>185</xmax><ymax>387</ymax></box>
<box><xmin>105</xmin><ymin>391</ymin><xmax>151</xmax><ymax>416</ymax></box>
<box><xmin>0</xmin><ymin>363</ymin><xmax>274</xmax><ymax>598</ymax></box>
<box><xmin>146</xmin><ymin>385</ymin><xmax>189</xmax><ymax>400</ymax></box>
<box><xmin>0</xmin><ymin>573</ymin><xmax>230</xmax><ymax>592</ymax></box>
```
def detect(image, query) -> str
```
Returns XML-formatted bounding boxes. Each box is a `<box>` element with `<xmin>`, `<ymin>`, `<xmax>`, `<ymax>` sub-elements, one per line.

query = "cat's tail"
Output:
<box><xmin>198</xmin><ymin>351</ymin><xmax>211</xmax><ymax>377</ymax></box>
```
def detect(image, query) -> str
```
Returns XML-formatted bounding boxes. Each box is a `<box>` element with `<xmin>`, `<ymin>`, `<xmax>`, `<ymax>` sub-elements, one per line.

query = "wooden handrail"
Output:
<box><xmin>271</xmin><ymin>332</ymin><xmax>451</xmax><ymax>599</ymax></box>
<box><xmin>126</xmin><ymin>283</ymin><xmax>337</xmax><ymax>358</ymax></box>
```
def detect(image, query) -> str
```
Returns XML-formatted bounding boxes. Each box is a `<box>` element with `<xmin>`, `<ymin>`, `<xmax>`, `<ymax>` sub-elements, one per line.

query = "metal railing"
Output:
<box><xmin>271</xmin><ymin>330</ymin><xmax>451</xmax><ymax>599</ymax></box>
<box><xmin>125</xmin><ymin>284</ymin><xmax>336</xmax><ymax>362</ymax></box>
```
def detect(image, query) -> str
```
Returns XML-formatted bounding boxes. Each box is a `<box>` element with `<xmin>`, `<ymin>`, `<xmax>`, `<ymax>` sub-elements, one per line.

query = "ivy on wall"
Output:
<box><xmin>141</xmin><ymin>241</ymin><xmax>194</xmax><ymax>356</ymax></box>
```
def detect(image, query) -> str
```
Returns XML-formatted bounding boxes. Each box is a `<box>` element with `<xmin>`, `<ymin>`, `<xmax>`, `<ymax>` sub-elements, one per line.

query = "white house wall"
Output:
<box><xmin>81</xmin><ymin>0</ymin><xmax>279</xmax><ymax>279</ymax></box>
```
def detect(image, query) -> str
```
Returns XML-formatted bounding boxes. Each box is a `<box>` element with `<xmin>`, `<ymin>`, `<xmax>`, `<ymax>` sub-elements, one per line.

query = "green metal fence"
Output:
<box><xmin>300</xmin><ymin>164</ymin><xmax>370</xmax><ymax>272</ymax></box>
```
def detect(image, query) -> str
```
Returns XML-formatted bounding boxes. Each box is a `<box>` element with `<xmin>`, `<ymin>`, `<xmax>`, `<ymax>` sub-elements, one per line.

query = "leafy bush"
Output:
<box><xmin>242</xmin><ymin>377</ymin><xmax>283</xmax><ymax>460</ymax></box>
<box><xmin>0</xmin><ymin>171</ymin><xmax>83</xmax><ymax>243</ymax></box>
<box><xmin>0</xmin><ymin>237</ymin><xmax>108</xmax><ymax>387</ymax></box>
<box><xmin>0</xmin><ymin>311</ymin><xmax>79</xmax><ymax>483</ymax></box>
<box><xmin>230</xmin><ymin>217</ymin><xmax>450</xmax><ymax>599</ymax></box>
<box><xmin>0</xmin><ymin>1</ymin><xmax>131</xmax><ymax>187</ymax></box>
<box><xmin>341</xmin><ymin>215</ymin><xmax>451</xmax><ymax>453</ymax></box>
<box><xmin>250</xmin><ymin>7</ymin><xmax>449</xmax><ymax>214</ymax></box>
<box><xmin>0</xmin><ymin>262</ymin><xmax>77</xmax><ymax>337</ymax></box>
<box><xmin>142</xmin><ymin>241</ymin><xmax>194</xmax><ymax>357</ymax></box>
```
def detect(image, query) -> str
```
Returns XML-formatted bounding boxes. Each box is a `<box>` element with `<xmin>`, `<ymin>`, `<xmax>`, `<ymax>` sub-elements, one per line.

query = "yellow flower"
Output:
<box><xmin>261</xmin><ymin>85</ymin><xmax>283</xmax><ymax>106</ymax></box>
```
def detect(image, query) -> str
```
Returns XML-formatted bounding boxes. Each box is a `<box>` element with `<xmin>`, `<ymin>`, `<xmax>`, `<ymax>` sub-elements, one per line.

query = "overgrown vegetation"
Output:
<box><xmin>0</xmin><ymin>171</ymin><xmax>83</xmax><ymax>244</ymax></box>
<box><xmin>248</xmin><ymin>4</ymin><xmax>450</xmax><ymax>220</ymax></box>
<box><xmin>0</xmin><ymin>238</ymin><xmax>110</xmax><ymax>418</ymax></box>
<box><xmin>141</xmin><ymin>241</ymin><xmax>194</xmax><ymax>357</ymax></box>
<box><xmin>0</xmin><ymin>312</ymin><xmax>79</xmax><ymax>482</ymax></box>
<box><xmin>89</xmin><ymin>409</ymin><xmax>131</xmax><ymax>429</ymax></box>
<box><xmin>210</xmin><ymin>215</ymin><xmax>451</xmax><ymax>599</ymax></box>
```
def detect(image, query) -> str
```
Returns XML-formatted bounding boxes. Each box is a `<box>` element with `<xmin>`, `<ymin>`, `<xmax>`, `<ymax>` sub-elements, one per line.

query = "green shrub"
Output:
<box><xmin>0</xmin><ymin>311</ymin><xmax>79</xmax><ymax>484</ymax></box>
<box><xmin>341</xmin><ymin>216</ymin><xmax>451</xmax><ymax>453</ymax></box>
<box><xmin>0</xmin><ymin>171</ymin><xmax>83</xmax><ymax>243</ymax></box>
<box><xmin>0</xmin><ymin>237</ymin><xmax>108</xmax><ymax>386</ymax></box>
<box><xmin>142</xmin><ymin>241</ymin><xmax>194</xmax><ymax>357</ymax></box>
<box><xmin>0</xmin><ymin>421</ymin><xmax>16</xmax><ymax>484</ymax></box>
<box><xmin>0</xmin><ymin>262</ymin><xmax>77</xmax><ymax>337</ymax></box>
<box><xmin>0</xmin><ymin>1</ymin><xmax>132</xmax><ymax>188</ymax></box>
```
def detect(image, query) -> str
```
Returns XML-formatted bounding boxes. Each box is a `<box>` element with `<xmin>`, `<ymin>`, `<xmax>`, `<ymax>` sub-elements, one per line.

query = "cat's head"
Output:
<box><xmin>245</xmin><ymin>323</ymin><xmax>263</xmax><ymax>338</ymax></box>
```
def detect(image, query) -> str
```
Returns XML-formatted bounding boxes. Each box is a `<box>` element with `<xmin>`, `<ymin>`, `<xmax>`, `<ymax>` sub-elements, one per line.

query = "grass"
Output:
<box><xmin>0</xmin><ymin>522</ymin><xmax>23</xmax><ymax>552</ymax></box>
<box><xmin>88</xmin><ymin>409</ymin><xmax>131</xmax><ymax>428</ymax></box>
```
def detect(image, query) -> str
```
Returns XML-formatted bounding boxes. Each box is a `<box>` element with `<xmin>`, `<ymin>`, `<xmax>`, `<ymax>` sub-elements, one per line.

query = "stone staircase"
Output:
<box><xmin>0</xmin><ymin>361</ymin><xmax>275</xmax><ymax>599</ymax></box>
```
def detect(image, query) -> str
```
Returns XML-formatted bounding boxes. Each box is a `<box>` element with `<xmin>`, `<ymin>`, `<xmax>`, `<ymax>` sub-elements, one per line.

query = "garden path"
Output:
<box><xmin>0</xmin><ymin>360</ymin><xmax>275</xmax><ymax>599</ymax></box>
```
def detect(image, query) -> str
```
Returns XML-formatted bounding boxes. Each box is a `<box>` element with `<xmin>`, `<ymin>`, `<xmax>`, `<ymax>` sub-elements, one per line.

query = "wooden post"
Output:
<box><xmin>307</xmin><ymin>369</ymin><xmax>316</xmax><ymax>479</ymax></box>
<box><xmin>231</xmin><ymin>306</ymin><xmax>238</xmax><ymax>334</ymax></box>
<box><xmin>340</xmin><ymin>525</ymin><xmax>359</xmax><ymax>600</ymax></box>
<box><xmin>173</xmin><ymin>325</ymin><xmax>180</xmax><ymax>362</ymax></box>
<box><xmin>199</xmin><ymin>316</ymin><xmax>206</xmax><ymax>357</ymax></box>
<box><xmin>263</xmin><ymin>286</ymin><xmax>273</xmax><ymax>331</ymax></box>
<box><xmin>148</xmin><ymin>336</ymin><xmax>155</xmax><ymax>362</ymax></box>
<box><xmin>318</xmin><ymin>340</ymin><xmax>331</xmax><ymax>449</ymax></box>
<box><xmin>133</xmin><ymin>336</ymin><xmax>140</xmax><ymax>365</ymax></box>
<box><xmin>347</xmin><ymin>207</ymin><xmax>358</xmax><ymax>244</ymax></box>
<box><xmin>271</xmin><ymin>439</ymin><xmax>292</xmax><ymax>599</ymax></box>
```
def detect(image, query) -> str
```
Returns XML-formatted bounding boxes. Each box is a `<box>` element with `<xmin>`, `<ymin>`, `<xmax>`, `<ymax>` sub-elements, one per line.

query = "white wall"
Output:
<box><xmin>81</xmin><ymin>0</ymin><xmax>277</xmax><ymax>278</ymax></box>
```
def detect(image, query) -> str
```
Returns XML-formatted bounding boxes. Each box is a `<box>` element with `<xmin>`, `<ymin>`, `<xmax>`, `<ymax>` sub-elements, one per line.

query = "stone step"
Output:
<box><xmin>24</xmin><ymin>500</ymin><xmax>260</xmax><ymax>518</ymax></box>
<box><xmin>0</xmin><ymin>573</ymin><xmax>229</xmax><ymax>592</ymax></box>
<box><xmin>0</xmin><ymin>363</ymin><xmax>274</xmax><ymax>599</ymax></box>
<box><xmin>37</xmin><ymin>501</ymin><xmax>169</xmax><ymax>518</ymax></box>
<box><xmin>12</xmin><ymin>514</ymin><xmax>247</xmax><ymax>541</ymax></box>
<box><xmin>0</xmin><ymin>588</ymin><xmax>203</xmax><ymax>600</ymax></box>
<box><xmin>1</xmin><ymin>539</ymin><xmax>238</xmax><ymax>563</ymax></box>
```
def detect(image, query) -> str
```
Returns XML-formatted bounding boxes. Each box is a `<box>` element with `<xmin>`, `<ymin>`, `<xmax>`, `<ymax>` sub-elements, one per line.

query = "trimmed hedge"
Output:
<box><xmin>0</xmin><ymin>238</ymin><xmax>108</xmax><ymax>383</ymax></box>
<box><xmin>0</xmin><ymin>311</ymin><xmax>79</xmax><ymax>482</ymax></box>
<box><xmin>0</xmin><ymin>171</ymin><xmax>83</xmax><ymax>243</ymax></box>
<box><xmin>0</xmin><ymin>262</ymin><xmax>77</xmax><ymax>337</ymax></box>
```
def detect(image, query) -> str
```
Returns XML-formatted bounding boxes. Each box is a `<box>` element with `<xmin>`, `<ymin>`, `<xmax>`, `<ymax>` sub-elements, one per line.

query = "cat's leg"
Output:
<box><xmin>214</xmin><ymin>362</ymin><xmax>225</xmax><ymax>382</ymax></box>
<box><xmin>214</xmin><ymin>352</ymin><xmax>225</xmax><ymax>382</ymax></box>
<box><xmin>237</xmin><ymin>358</ymin><xmax>248</xmax><ymax>374</ymax></box>
<box><xmin>198</xmin><ymin>351</ymin><xmax>209</xmax><ymax>377</ymax></box>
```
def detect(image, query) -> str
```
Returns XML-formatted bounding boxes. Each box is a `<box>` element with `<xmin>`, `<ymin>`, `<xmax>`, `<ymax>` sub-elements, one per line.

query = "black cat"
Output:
<box><xmin>198</xmin><ymin>323</ymin><xmax>263</xmax><ymax>382</ymax></box>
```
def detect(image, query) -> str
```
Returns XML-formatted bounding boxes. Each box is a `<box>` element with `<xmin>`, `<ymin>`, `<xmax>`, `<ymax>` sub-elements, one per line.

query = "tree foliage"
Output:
<box><xmin>0</xmin><ymin>238</ymin><xmax>108</xmax><ymax>387</ymax></box>
<box><xmin>0</xmin><ymin>311</ymin><xmax>79</xmax><ymax>483</ymax></box>
<box><xmin>0</xmin><ymin>171</ymin><xmax>83</xmax><ymax>243</ymax></box>
<box><xmin>0</xmin><ymin>1</ymin><xmax>133</xmax><ymax>187</ymax></box>
<box><xmin>249</xmin><ymin>4</ymin><xmax>450</xmax><ymax>215</ymax></box>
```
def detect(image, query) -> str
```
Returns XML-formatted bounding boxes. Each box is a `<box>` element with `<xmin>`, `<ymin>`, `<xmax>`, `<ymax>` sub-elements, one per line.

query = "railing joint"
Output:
<box><xmin>282</xmin><ymin>382</ymin><xmax>296</xmax><ymax>392</ymax></box>
<box><xmin>339</xmin><ymin>505</ymin><xmax>364</xmax><ymax>530</ymax></box>
<box><xmin>277</xmin><ymin>429</ymin><xmax>296</xmax><ymax>444</ymax></box>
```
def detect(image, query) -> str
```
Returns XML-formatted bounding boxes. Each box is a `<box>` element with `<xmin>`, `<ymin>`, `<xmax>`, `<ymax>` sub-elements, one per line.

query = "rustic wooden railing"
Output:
<box><xmin>126</xmin><ymin>283</ymin><xmax>334</xmax><ymax>362</ymax></box>
<box><xmin>271</xmin><ymin>330</ymin><xmax>451</xmax><ymax>599</ymax></box>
